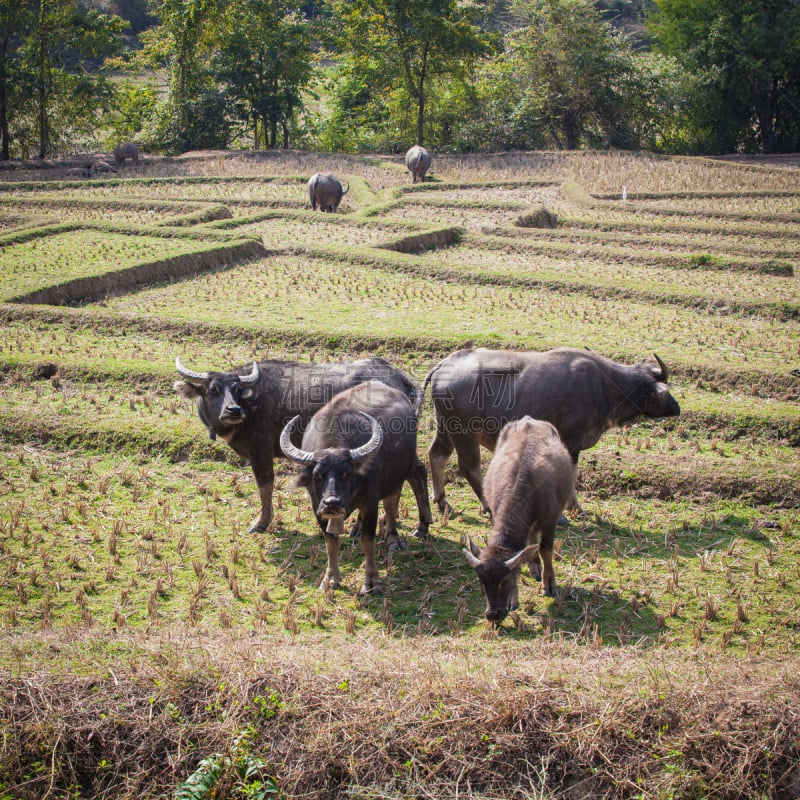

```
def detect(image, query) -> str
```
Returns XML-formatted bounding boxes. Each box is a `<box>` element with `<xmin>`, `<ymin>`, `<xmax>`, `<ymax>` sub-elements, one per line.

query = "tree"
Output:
<box><xmin>329</xmin><ymin>0</ymin><xmax>496</xmax><ymax>146</ymax></box>
<box><xmin>649</xmin><ymin>0</ymin><xmax>800</xmax><ymax>153</ymax></box>
<box><xmin>0</xmin><ymin>0</ymin><xmax>34</xmax><ymax>159</ymax></box>
<box><xmin>214</xmin><ymin>0</ymin><xmax>315</xmax><ymax>149</ymax></box>
<box><xmin>498</xmin><ymin>0</ymin><xmax>639</xmax><ymax>149</ymax></box>
<box><xmin>0</xmin><ymin>0</ymin><xmax>125</xmax><ymax>159</ymax></box>
<box><xmin>134</xmin><ymin>0</ymin><xmax>225</xmax><ymax>152</ymax></box>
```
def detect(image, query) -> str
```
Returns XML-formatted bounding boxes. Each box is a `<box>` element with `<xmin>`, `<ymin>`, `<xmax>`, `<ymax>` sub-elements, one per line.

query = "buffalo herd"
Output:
<box><xmin>175</xmin><ymin>346</ymin><xmax>680</xmax><ymax>622</ymax></box>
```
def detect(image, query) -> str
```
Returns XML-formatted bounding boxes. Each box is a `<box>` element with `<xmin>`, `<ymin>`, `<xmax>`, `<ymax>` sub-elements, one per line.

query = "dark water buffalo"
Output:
<box><xmin>113</xmin><ymin>142</ymin><xmax>139</xmax><ymax>167</ymax></box>
<box><xmin>423</xmin><ymin>347</ymin><xmax>680</xmax><ymax>515</ymax></box>
<box><xmin>405</xmin><ymin>145</ymin><xmax>431</xmax><ymax>183</ymax></box>
<box><xmin>174</xmin><ymin>357</ymin><xmax>420</xmax><ymax>533</ymax></box>
<box><xmin>308</xmin><ymin>172</ymin><xmax>349</xmax><ymax>212</ymax></box>
<box><xmin>464</xmin><ymin>417</ymin><xmax>576</xmax><ymax>620</ymax></box>
<box><xmin>280</xmin><ymin>381</ymin><xmax>433</xmax><ymax>594</ymax></box>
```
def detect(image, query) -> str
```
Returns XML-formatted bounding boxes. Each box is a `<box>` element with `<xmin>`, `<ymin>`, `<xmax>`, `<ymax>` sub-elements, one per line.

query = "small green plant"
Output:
<box><xmin>174</xmin><ymin>732</ymin><xmax>279</xmax><ymax>799</ymax></box>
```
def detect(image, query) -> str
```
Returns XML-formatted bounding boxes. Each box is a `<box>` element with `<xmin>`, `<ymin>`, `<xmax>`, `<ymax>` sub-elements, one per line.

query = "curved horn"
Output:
<box><xmin>348</xmin><ymin>413</ymin><xmax>383</xmax><ymax>462</ymax></box>
<box><xmin>341</xmin><ymin>180</ymin><xmax>349</xmax><ymax>196</ymax></box>
<box><xmin>279</xmin><ymin>415</ymin><xmax>316</xmax><ymax>465</ymax></box>
<box><xmin>239</xmin><ymin>362</ymin><xmax>260</xmax><ymax>385</ymax></box>
<box><xmin>653</xmin><ymin>353</ymin><xmax>669</xmax><ymax>382</ymax></box>
<box><xmin>175</xmin><ymin>356</ymin><xmax>210</xmax><ymax>383</ymax></box>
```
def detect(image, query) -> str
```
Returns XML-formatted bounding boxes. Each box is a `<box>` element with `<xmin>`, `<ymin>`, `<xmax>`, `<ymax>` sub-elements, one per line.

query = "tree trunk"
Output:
<box><xmin>282</xmin><ymin>119</ymin><xmax>289</xmax><ymax>149</ymax></box>
<box><xmin>37</xmin><ymin>32</ymin><xmax>47</xmax><ymax>158</ymax></box>
<box><xmin>0</xmin><ymin>36</ymin><xmax>10</xmax><ymax>160</ymax></box>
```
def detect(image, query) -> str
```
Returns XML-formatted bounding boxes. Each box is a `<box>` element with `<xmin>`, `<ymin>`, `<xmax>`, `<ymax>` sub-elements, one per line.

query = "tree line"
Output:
<box><xmin>1</xmin><ymin>0</ymin><xmax>799</xmax><ymax>160</ymax></box>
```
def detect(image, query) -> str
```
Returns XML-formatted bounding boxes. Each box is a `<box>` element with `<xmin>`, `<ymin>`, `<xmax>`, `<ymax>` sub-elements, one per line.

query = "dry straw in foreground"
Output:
<box><xmin>2</xmin><ymin>629</ymin><xmax>799</xmax><ymax>799</ymax></box>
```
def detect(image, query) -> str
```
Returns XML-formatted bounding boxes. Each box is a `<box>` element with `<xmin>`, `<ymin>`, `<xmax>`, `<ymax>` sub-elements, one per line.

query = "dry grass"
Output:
<box><xmin>2</xmin><ymin>629</ymin><xmax>800</xmax><ymax>800</ymax></box>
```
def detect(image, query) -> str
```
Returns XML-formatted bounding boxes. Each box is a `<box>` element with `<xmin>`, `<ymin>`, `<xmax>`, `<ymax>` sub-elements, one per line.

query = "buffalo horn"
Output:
<box><xmin>239</xmin><ymin>362</ymin><xmax>260</xmax><ymax>384</ymax></box>
<box><xmin>279</xmin><ymin>415</ymin><xmax>316</xmax><ymax>465</ymax></box>
<box><xmin>653</xmin><ymin>353</ymin><xmax>669</xmax><ymax>382</ymax></box>
<box><xmin>175</xmin><ymin>356</ymin><xmax>209</xmax><ymax>383</ymax></box>
<box><xmin>463</xmin><ymin>537</ymin><xmax>482</xmax><ymax>569</ymax></box>
<box><xmin>349</xmin><ymin>413</ymin><xmax>383</xmax><ymax>462</ymax></box>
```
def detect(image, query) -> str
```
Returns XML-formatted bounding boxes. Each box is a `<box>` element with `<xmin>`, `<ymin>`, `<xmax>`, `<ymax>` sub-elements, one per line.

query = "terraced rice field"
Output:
<box><xmin>0</xmin><ymin>149</ymin><xmax>798</xmax><ymax>799</ymax></box>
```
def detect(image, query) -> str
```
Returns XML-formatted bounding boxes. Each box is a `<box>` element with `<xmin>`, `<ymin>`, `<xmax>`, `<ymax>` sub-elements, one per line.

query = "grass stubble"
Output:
<box><xmin>0</xmin><ymin>149</ymin><xmax>798</xmax><ymax>799</ymax></box>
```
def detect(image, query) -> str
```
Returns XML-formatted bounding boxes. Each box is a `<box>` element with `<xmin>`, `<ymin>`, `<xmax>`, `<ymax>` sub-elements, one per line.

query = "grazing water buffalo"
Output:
<box><xmin>281</xmin><ymin>381</ymin><xmax>433</xmax><ymax>594</ymax></box>
<box><xmin>174</xmin><ymin>356</ymin><xmax>420</xmax><ymax>533</ymax></box>
<box><xmin>91</xmin><ymin>160</ymin><xmax>116</xmax><ymax>175</ymax></box>
<box><xmin>113</xmin><ymin>142</ymin><xmax>139</xmax><ymax>167</ymax></box>
<box><xmin>65</xmin><ymin>167</ymin><xmax>92</xmax><ymax>179</ymax></box>
<box><xmin>464</xmin><ymin>417</ymin><xmax>576</xmax><ymax>619</ymax></box>
<box><xmin>405</xmin><ymin>145</ymin><xmax>432</xmax><ymax>183</ymax></box>
<box><xmin>423</xmin><ymin>347</ymin><xmax>680</xmax><ymax>515</ymax></box>
<box><xmin>308</xmin><ymin>172</ymin><xmax>349</xmax><ymax>212</ymax></box>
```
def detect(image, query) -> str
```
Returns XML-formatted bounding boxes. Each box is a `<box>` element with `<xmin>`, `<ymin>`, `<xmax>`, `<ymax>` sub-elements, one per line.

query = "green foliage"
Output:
<box><xmin>0</xmin><ymin>0</ymin><xmax>127</xmax><ymax>158</ymax></box>
<box><xmin>327</xmin><ymin>0</ymin><xmax>496</xmax><ymax>147</ymax></box>
<box><xmin>175</xmin><ymin>732</ymin><xmax>279</xmax><ymax>799</ymax></box>
<box><xmin>482</xmin><ymin>0</ymin><xmax>642</xmax><ymax>150</ymax></box>
<box><xmin>214</xmin><ymin>0</ymin><xmax>315</xmax><ymax>150</ymax></box>
<box><xmin>648</xmin><ymin>0</ymin><xmax>800</xmax><ymax>153</ymax></box>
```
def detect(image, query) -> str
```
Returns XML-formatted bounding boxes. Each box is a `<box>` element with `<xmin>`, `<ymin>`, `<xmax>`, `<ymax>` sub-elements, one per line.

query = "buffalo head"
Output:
<box><xmin>280</xmin><ymin>412</ymin><xmax>383</xmax><ymax>521</ymax></box>
<box><xmin>638</xmin><ymin>354</ymin><xmax>680</xmax><ymax>418</ymax></box>
<box><xmin>174</xmin><ymin>357</ymin><xmax>260</xmax><ymax>441</ymax></box>
<box><xmin>463</xmin><ymin>537</ymin><xmax>538</xmax><ymax>623</ymax></box>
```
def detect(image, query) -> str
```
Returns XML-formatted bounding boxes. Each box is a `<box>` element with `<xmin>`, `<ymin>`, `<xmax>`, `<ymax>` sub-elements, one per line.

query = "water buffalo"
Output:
<box><xmin>280</xmin><ymin>381</ymin><xmax>433</xmax><ymax>594</ymax></box>
<box><xmin>91</xmin><ymin>160</ymin><xmax>116</xmax><ymax>175</ymax></box>
<box><xmin>113</xmin><ymin>142</ymin><xmax>139</xmax><ymax>167</ymax></box>
<box><xmin>464</xmin><ymin>417</ymin><xmax>577</xmax><ymax>620</ymax></box>
<box><xmin>405</xmin><ymin>145</ymin><xmax>431</xmax><ymax>183</ymax></box>
<box><xmin>174</xmin><ymin>356</ymin><xmax>420</xmax><ymax>533</ymax></box>
<box><xmin>308</xmin><ymin>172</ymin><xmax>349</xmax><ymax>212</ymax></box>
<box><xmin>423</xmin><ymin>347</ymin><xmax>680</xmax><ymax>516</ymax></box>
<box><xmin>65</xmin><ymin>167</ymin><xmax>92</xmax><ymax>179</ymax></box>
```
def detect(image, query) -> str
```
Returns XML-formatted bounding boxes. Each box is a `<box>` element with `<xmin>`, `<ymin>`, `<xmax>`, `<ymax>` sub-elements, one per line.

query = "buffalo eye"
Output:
<box><xmin>208</xmin><ymin>381</ymin><xmax>222</xmax><ymax>396</ymax></box>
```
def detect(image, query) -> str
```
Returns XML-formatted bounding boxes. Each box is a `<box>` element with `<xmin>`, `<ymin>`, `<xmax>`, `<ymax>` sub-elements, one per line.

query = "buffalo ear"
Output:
<box><xmin>173</xmin><ymin>380</ymin><xmax>202</xmax><ymax>399</ymax></box>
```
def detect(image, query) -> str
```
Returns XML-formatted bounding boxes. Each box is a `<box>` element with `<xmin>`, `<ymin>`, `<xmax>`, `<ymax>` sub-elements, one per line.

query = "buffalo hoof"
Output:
<box><xmin>436</xmin><ymin>499</ymin><xmax>453</xmax><ymax>516</ymax></box>
<box><xmin>248</xmin><ymin>520</ymin><xmax>268</xmax><ymax>534</ymax></box>
<box><xmin>319</xmin><ymin>572</ymin><xmax>341</xmax><ymax>592</ymax></box>
<box><xmin>541</xmin><ymin>582</ymin><xmax>557</xmax><ymax>597</ymax></box>
<box><xmin>411</xmin><ymin>524</ymin><xmax>429</xmax><ymax>540</ymax></box>
<box><xmin>386</xmin><ymin>537</ymin><xmax>406</xmax><ymax>554</ymax></box>
<box><xmin>360</xmin><ymin>580</ymin><xmax>383</xmax><ymax>595</ymax></box>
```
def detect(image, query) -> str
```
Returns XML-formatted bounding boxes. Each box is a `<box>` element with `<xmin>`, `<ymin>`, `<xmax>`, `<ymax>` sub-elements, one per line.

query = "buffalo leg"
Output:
<box><xmin>407</xmin><ymin>458</ymin><xmax>433</xmax><ymax>539</ymax></box>
<box><xmin>428</xmin><ymin>421</ymin><xmax>455</xmax><ymax>514</ymax></box>
<box><xmin>452</xmin><ymin>434</ymin><xmax>490</xmax><ymax>514</ymax></box>
<box><xmin>320</xmin><ymin>516</ymin><xmax>344</xmax><ymax>591</ymax></box>
<box><xmin>358</xmin><ymin>505</ymin><xmax>382</xmax><ymax>594</ymax></box>
<box><xmin>381</xmin><ymin>491</ymin><xmax>405</xmax><ymax>554</ymax></box>
<box><xmin>538</xmin><ymin>523</ymin><xmax>557</xmax><ymax>597</ymax></box>
<box><xmin>248</xmin><ymin>455</ymin><xmax>275</xmax><ymax>533</ymax></box>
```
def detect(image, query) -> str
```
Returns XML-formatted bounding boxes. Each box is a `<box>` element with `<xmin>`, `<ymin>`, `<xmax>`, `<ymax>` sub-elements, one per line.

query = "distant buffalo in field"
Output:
<box><xmin>422</xmin><ymin>347</ymin><xmax>680</xmax><ymax>516</ymax></box>
<box><xmin>405</xmin><ymin>145</ymin><xmax>432</xmax><ymax>183</ymax></box>
<box><xmin>65</xmin><ymin>167</ymin><xmax>92</xmax><ymax>179</ymax></box>
<box><xmin>308</xmin><ymin>172</ymin><xmax>349</xmax><ymax>212</ymax></box>
<box><xmin>464</xmin><ymin>417</ymin><xmax>576</xmax><ymax>620</ymax></box>
<box><xmin>281</xmin><ymin>381</ymin><xmax>433</xmax><ymax>594</ymax></box>
<box><xmin>113</xmin><ymin>142</ymin><xmax>139</xmax><ymax>167</ymax></box>
<box><xmin>174</xmin><ymin>356</ymin><xmax>420</xmax><ymax>533</ymax></box>
<box><xmin>91</xmin><ymin>160</ymin><xmax>116</xmax><ymax>175</ymax></box>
